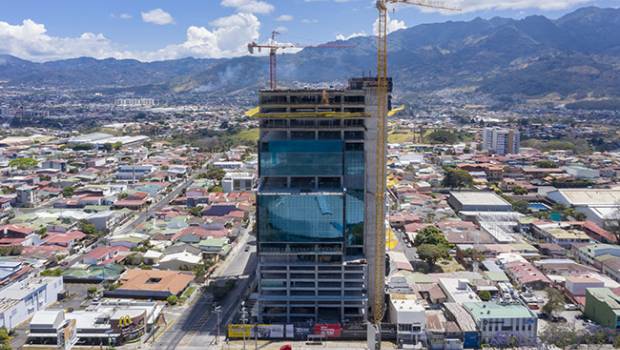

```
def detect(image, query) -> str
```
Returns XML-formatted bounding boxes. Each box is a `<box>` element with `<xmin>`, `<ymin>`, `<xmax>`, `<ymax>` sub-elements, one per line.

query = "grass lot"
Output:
<box><xmin>179</xmin><ymin>286</ymin><xmax>196</xmax><ymax>303</ymax></box>
<box><xmin>231</xmin><ymin>128</ymin><xmax>259</xmax><ymax>144</ymax></box>
<box><xmin>436</xmin><ymin>258</ymin><xmax>465</xmax><ymax>273</ymax></box>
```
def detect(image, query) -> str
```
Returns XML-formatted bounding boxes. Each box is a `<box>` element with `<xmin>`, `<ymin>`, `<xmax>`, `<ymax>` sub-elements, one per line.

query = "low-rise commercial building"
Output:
<box><xmin>27</xmin><ymin>300</ymin><xmax>164</xmax><ymax>347</ymax></box>
<box><xmin>463</xmin><ymin>302</ymin><xmax>537</xmax><ymax>346</ymax></box>
<box><xmin>584</xmin><ymin>288</ymin><xmax>620</xmax><ymax>329</ymax></box>
<box><xmin>388</xmin><ymin>294</ymin><xmax>426</xmax><ymax>346</ymax></box>
<box><xmin>0</xmin><ymin>276</ymin><xmax>64</xmax><ymax>330</ymax></box>
<box><xmin>439</xmin><ymin>278</ymin><xmax>481</xmax><ymax>304</ymax></box>
<box><xmin>222</xmin><ymin>172</ymin><xmax>255</xmax><ymax>193</ymax></box>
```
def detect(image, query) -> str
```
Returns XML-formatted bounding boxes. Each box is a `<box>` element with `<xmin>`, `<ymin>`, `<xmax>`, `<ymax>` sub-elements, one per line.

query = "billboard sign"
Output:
<box><xmin>313</xmin><ymin>324</ymin><xmax>342</xmax><ymax>338</ymax></box>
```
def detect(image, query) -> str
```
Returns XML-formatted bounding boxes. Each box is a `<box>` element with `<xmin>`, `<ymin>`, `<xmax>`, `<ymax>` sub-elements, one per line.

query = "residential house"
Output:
<box><xmin>0</xmin><ymin>224</ymin><xmax>40</xmax><ymax>247</ymax></box>
<box><xmin>82</xmin><ymin>246</ymin><xmax>129</xmax><ymax>266</ymax></box>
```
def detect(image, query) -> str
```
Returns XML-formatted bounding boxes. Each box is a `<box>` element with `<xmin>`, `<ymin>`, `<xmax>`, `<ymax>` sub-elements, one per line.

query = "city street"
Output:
<box><xmin>149</xmin><ymin>221</ymin><xmax>257</xmax><ymax>349</ymax></box>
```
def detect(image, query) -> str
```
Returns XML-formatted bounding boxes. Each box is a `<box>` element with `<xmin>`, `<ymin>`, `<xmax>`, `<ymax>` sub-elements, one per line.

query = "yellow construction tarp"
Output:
<box><xmin>386</xmin><ymin>227</ymin><xmax>398</xmax><ymax>251</ymax></box>
<box><xmin>244</xmin><ymin>106</ymin><xmax>260</xmax><ymax>117</ymax></box>
<box><xmin>388</xmin><ymin>105</ymin><xmax>405</xmax><ymax>117</ymax></box>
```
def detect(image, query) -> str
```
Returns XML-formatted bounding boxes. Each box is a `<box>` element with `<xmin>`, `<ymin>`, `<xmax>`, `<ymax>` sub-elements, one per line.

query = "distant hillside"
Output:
<box><xmin>1</xmin><ymin>6</ymin><xmax>620</xmax><ymax>100</ymax></box>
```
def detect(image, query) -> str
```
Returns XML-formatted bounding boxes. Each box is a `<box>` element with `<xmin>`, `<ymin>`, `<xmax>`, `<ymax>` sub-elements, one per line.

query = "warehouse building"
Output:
<box><xmin>448</xmin><ymin>192</ymin><xmax>513</xmax><ymax>213</ymax></box>
<box><xmin>547</xmin><ymin>189</ymin><xmax>620</xmax><ymax>227</ymax></box>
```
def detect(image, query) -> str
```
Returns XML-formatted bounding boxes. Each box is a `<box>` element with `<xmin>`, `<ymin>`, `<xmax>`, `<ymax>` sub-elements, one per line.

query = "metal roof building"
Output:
<box><xmin>448</xmin><ymin>191</ymin><xmax>513</xmax><ymax>213</ymax></box>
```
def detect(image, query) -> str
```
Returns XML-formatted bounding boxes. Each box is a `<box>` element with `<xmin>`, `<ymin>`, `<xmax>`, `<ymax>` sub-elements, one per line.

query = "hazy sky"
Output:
<box><xmin>0</xmin><ymin>0</ymin><xmax>618</xmax><ymax>62</ymax></box>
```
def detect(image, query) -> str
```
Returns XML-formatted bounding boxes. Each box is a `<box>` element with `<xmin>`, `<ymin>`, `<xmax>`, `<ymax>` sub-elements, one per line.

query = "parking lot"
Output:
<box><xmin>10</xmin><ymin>282</ymin><xmax>93</xmax><ymax>349</ymax></box>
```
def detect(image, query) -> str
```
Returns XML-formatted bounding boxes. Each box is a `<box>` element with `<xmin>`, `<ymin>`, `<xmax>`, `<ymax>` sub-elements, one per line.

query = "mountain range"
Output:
<box><xmin>1</xmin><ymin>6</ymin><xmax>620</xmax><ymax>101</ymax></box>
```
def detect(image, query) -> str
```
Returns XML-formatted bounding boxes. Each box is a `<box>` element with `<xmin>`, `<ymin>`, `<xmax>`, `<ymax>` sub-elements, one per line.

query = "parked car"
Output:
<box><xmin>564</xmin><ymin>304</ymin><xmax>579</xmax><ymax>311</ymax></box>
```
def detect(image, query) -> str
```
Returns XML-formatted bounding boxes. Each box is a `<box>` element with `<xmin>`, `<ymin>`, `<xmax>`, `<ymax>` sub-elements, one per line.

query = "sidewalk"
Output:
<box><xmin>222</xmin><ymin>340</ymin><xmax>397</xmax><ymax>350</ymax></box>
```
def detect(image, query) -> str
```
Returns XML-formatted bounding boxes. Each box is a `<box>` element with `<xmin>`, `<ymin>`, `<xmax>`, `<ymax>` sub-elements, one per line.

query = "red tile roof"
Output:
<box><xmin>84</xmin><ymin>246</ymin><xmax>129</xmax><ymax>262</ymax></box>
<box><xmin>505</xmin><ymin>260</ymin><xmax>552</xmax><ymax>285</ymax></box>
<box><xmin>171</xmin><ymin>226</ymin><xmax>228</xmax><ymax>241</ymax></box>
<box><xmin>0</xmin><ymin>224</ymin><xmax>33</xmax><ymax>236</ymax></box>
<box><xmin>43</xmin><ymin>230</ymin><xmax>86</xmax><ymax>246</ymax></box>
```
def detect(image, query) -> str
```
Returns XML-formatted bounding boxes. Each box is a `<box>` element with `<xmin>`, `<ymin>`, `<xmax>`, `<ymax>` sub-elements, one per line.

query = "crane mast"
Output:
<box><xmin>248</xmin><ymin>31</ymin><xmax>353</xmax><ymax>90</ymax></box>
<box><xmin>371</xmin><ymin>0</ymin><xmax>460</xmax><ymax>329</ymax></box>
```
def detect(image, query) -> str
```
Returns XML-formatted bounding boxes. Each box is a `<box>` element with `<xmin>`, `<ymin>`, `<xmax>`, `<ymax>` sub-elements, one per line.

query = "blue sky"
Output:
<box><xmin>0</xmin><ymin>0</ymin><xmax>618</xmax><ymax>61</ymax></box>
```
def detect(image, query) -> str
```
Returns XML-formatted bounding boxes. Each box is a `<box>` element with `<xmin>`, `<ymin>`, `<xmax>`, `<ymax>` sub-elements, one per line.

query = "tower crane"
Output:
<box><xmin>370</xmin><ymin>0</ymin><xmax>460</xmax><ymax>341</ymax></box>
<box><xmin>248</xmin><ymin>31</ymin><xmax>294</xmax><ymax>90</ymax></box>
<box><xmin>248</xmin><ymin>31</ymin><xmax>353</xmax><ymax>90</ymax></box>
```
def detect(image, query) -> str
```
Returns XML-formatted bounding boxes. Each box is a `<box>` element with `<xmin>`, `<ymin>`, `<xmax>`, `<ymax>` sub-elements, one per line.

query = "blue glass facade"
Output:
<box><xmin>258</xmin><ymin>138</ymin><xmax>365</xmax><ymax>246</ymax></box>
<box><xmin>258</xmin><ymin>194</ymin><xmax>344</xmax><ymax>242</ymax></box>
<box><xmin>345</xmin><ymin>190</ymin><xmax>364</xmax><ymax>246</ymax></box>
<box><xmin>260</xmin><ymin>140</ymin><xmax>343</xmax><ymax>177</ymax></box>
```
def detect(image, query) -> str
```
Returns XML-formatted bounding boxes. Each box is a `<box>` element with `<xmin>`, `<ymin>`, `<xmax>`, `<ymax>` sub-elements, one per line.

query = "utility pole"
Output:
<box><xmin>214</xmin><ymin>305</ymin><xmax>222</xmax><ymax>345</ymax></box>
<box><xmin>241</xmin><ymin>301</ymin><xmax>248</xmax><ymax>350</ymax></box>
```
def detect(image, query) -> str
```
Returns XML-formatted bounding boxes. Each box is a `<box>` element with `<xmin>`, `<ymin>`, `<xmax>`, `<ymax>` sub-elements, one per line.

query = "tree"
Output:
<box><xmin>0</xmin><ymin>327</ymin><xmax>10</xmax><ymax>350</ymax></box>
<box><xmin>513</xmin><ymin>186</ymin><xmax>528</xmax><ymax>195</ymax></box>
<box><xmin>543</xmin><ymin>287</ymin><xmax>564</xmax><ymax>316</ymax></box>
<box><xmin>417</xmin><ymin>244</ymin><xmax>449</xmax><ymax>268</ymax></box>
<box><xmin>166</xmin><ymin>295</ymin><xmax>178</xmax><ymax>306</ymax></box>
<box><xmin>209</xmin><ymin>185</ymin><xmax>223</xmax><ymax>193</ymax></box>
<box><xmin>40</xmin><ymin>268</ymin><xmax>63</xmax><ymax>277</ymax></box>
<box><xmin>79</xmin><ymin>220</ymin><xmax>98</xmax><ymax>236</ymax></box>
<box><xmin>62</xmin><ymin>186</ymin><xmax>75</xmax><ymax>198</ymax></box>
<box><xmin>574</xmin><ymin>212</ymin><xmax>587</xmax><ymax>221</ymax></box>
<box><xmin>87</xmin><ymin>286</ymin><xmax>98</xmax><ymax>297</ymax></box>
<box><xmin>442</xmin><ymin>168</ymin><xmax>473</xmax><ymax>189</ymax></box>
<box><xmin>427</xmin><ymin>129</ymin><xmax>458</xmax><ymax>144</ymax></box>
<box><xmin>36</xmin><ymin>227</ymin><xmax>47</xmax><ymax>237</ymax></box>
<box><xmin>478</xmin><ymin>290</ymin><xmax>492</xmax><ymax>301</ymax></box>
<box><xmin>413</xmin><ymin>226</ymin><xmax>449</xmax><ymax>247</ymax></box>
<box><xmin>539</xmin><ymin>323</ymin><xmax>578</xmax><ymax>348</ymax></box>
<box><xmin>205</xmin><ymin>165</ymin><xmax>226</xmax><ymax>181</ymax></box>
<box><xmin>189</xmin><ymin>207</ymin><xmax>203</xmax><ymax>217</ymax></box>
<box><xmin>112</xmin><ymin>141</ymin><xmax>123</xmax><ymax>150</ymax></box>
<box><xmin>194</xmin><ymin>264</ymin><xmax>207</xmax><ymax>283</ymax></box>
<box><xmin>512</xmin><ymin>200</ymin><xmax>529</xmax><ymax>214</ymax></box>
<box><xmin>71</xmin><ymin>143</ymin><xmax>94</xmax><ymax>151</ymax></box>
<box><xmin>535</xmin><ymin>160</ymin><xmax>557</xmax><ymax>168</ymax></box>
<box><xmin>9</xmin><ymin>157</ymin><xmax>38</xmax><ymax>170</ymax></box>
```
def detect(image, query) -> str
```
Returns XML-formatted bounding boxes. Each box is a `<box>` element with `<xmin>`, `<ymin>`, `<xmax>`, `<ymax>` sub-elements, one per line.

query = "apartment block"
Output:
<box><xmin>482</xmin><ymin>127</ymin><xmax>520</xmax><ymax>155</ymax></box>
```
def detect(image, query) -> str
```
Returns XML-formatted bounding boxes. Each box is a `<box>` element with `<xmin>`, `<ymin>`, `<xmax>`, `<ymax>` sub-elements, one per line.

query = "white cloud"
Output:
<box><xmin>0</xmin><ymin>19</ymin><xmax>134</xmax><ymax>62</ymax></box>
<box><xmin>276</xmin><ymin>14</ymin><xmax>294</xmax><ymax>22</ymax></box>
<box><xmin>373</xmin><ymin>14</ymin><xmax>406</xmax><ymax>36</ymax></box>
<box><xmin>336</xmin><ymin>31</ymin><xmax>366</xmax><ymax>41</ymax></box>
<box><xmin>274</xmin><ymin>26</ymin><xmax>288</xmax><ymax>33</ymax></box>
<box><xmin>301</xmin><ymin>18</ymin><xmax>319</xmax><ymax>24</ymax></box>
<box><xmin>141</xmin><ymin>8</ymin><xmax>174</xmax><ymax>25</ymax></box>
<box><xmin>221</xmin><ymin>0</ymin><xmax>274</xmax><ymax>14</ymax></box>
<box><xmin>111</xmin><ymin>13</ymin><xmax>132</xmax><ymax>20</ymax></box>
<box><xmin>143</xmin><ymin>12</ymin><xmax>261</xmax><ymax>60</ymax></box>
<box><xmin>0</xmin><ymin>13</ymin><xmax>261</xmax><ymax>62</ymax></box>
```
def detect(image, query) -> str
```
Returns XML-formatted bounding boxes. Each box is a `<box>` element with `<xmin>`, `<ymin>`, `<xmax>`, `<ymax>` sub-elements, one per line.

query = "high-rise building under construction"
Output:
<box><xmin>255</xmin><ymin>77</ymin><xmax>392</xmax><ymax>324</ymax></box>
